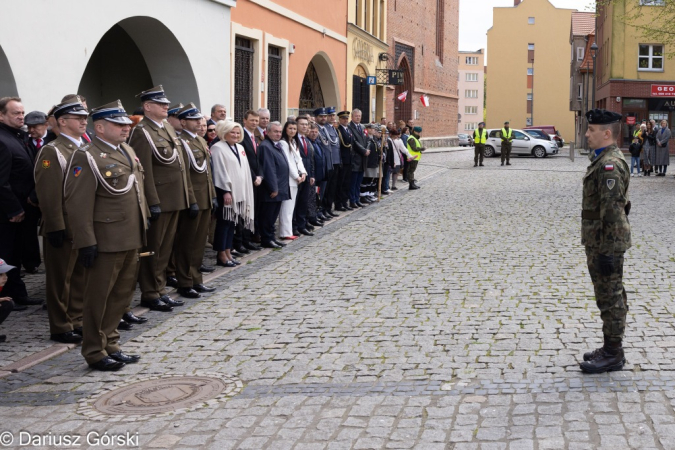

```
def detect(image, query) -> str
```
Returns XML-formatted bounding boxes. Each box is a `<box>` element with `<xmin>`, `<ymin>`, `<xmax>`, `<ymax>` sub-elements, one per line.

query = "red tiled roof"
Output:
<box><xmin>580</xmin><ymin>31</ymin><xmax>596</xmax><ymax>72</ymax></box>
<box><xmin>572</xmin><ymin>11</ymin><xmax>595</xmax><ymax>37</ymax></box>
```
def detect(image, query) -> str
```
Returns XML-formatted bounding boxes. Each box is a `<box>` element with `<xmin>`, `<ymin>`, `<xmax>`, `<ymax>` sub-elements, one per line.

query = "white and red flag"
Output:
<box><xmin>420</xmin><ymin>94</ymin><xmax>430</xmax><ymax>107</ymax></box>
<box><xmin>397</xmin><ymin>91</ymin><xmax>408</xmax><ymax>102</ymax></box>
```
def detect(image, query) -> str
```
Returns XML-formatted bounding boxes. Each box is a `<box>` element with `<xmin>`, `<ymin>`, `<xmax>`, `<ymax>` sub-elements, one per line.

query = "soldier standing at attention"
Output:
<box><xmin>579</xmin><ymin>108</ymin><xmax>631</xmax><ymax>374</ymax></box>
<box><xmin>501</xmin><ymin>121</ymin><xmax>513</xmax><ymax>166</ymax></box>
<box><xmin>34</xmin><ymin>97</ymin><xmax>89</xmax><ymax>344</ymax></box>
<box><xmin>128</xmin><ymin>86</ymin><xmax>196</xmax><ymax>312</ymax></box>
<box><xmin>64</xmin><ymin>100</ymin><xmax>149</xmax><ymax>371</ymax></box>
<box><xmin>406</xmin><ymin>126</ymin><xmax>424</xmax><ymax>190</ymax></box>
<box><xmin>473</xmin><ymin>122</ymin><xmax>487</xmax><ymax>167</ymax></box>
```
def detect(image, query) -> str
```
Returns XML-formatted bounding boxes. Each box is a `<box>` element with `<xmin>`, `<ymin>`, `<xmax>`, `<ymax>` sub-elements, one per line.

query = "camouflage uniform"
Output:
<box><xmin>581</xmin><ymin>144</ymin><xmax>631</xmax><ymax>342</ymax></box>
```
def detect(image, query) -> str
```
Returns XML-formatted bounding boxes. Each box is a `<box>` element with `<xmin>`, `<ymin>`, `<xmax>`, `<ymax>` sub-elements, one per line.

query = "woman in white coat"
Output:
<box><xmin>278</xmin><ymin>120</ymin><xmax>306</xmax><ymax>240</ymax></box>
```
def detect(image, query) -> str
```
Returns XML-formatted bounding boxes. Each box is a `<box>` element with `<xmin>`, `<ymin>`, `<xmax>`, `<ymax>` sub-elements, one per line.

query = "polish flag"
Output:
<box><xmin>420</xmin><ymin>94</ymin><xmax>430</xmax><ymax>107</ymax></box>
<box><xmin>397</xmin><ymin>91</ymin><xmax>408</xmax><ymax>102</ymax></box>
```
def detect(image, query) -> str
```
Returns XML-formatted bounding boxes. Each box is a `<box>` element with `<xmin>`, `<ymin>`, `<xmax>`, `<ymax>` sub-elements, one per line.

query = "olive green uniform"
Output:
<box><xmin>501</xmin><ymin>128</ymin><xmax>513</xmax><ymax>164</ymax></box>
<box><xmin>174</xmin><ymin>131</ymin><xmax>216</xmax><ymax>288</ymax></box>
<box><xmin>582</xmin><ymin>145</ymin><xmax>631</xmax><ymax>343</ymax></box>
<box><xmin>34</xmin><ymin>135</ymin><xmax>86</xmax><ymax>334</ymax></box>
<box><xmin>473</xmin><ymin>128</ymin><xmax>487</xmax><ymax>165</ymax></box>
<box><xmin>64</xmin><ymin>138</ymin><xmax>149</xmax><ymax>364</ymax></box>
<box><xmin>128</xmin><ymin>118</ymin><xmax>195</xmax><ymax>302</ymax></box>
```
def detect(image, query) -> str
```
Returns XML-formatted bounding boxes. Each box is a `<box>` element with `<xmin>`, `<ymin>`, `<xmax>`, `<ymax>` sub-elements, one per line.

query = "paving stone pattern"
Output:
<box><xmin>1</xmin><ymin>149</ymin><xmax>675</xmax><ymax>449</ymax></box>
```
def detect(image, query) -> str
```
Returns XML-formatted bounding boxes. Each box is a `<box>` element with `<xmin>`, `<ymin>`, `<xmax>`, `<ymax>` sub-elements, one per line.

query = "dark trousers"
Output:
<box><xmin>350</xmin><ymin>171</ymin><xmax>364</xmax><ymax>203</ymax></box>
<box><xmin>233</xmin><ymin>220</ymin><xmax>252</xmax><ymax>249</ymax></box>
<box><xmin>0</xmin><ymin>221</ymin><xmax>29</xmax><ymax>300</ymax></box>
<box><xmin>336</xmin><ymin>164</ymin><xmax>351</xmax><ymax>207</ymax></box>
<box><xmin>407</xmin><ymin>160</ymin><xmax>419</xmax><ymax>185</ymax></box>
<box><xmin>0</xmin><ymin>300</ymin><xmax>14</xmax><ymax>330</ymax></box>
<box><xmin>22</xmin><ymin>204</ymin><xmax>41</xmax><ymax>271</ymax></box>
<box><xmin>474</xmin><ymin>144</ymin><xmax>484</xmax><ymax>165</ymax></box>
<box><xmin>138</xmin><ymin>210</ymin><xmax>179</xmax><ymax>301</ymax></box>
<box><xmin>259</xmin><ymin>202</ymin><xmax>282</xmax><ymax>243</ymax></box>
<box><xmin>294</xmin><ymin>181</ymin><xmax>311</xmax><ymax>230</ymax></box>
<box><xmin>213</xmin><ymin>219</ymin><xmax>235</xmax><ymax>251</ymax></box>
<box><xmin>253</xmin><ymin>185</ymin><xmax>262</xmax><ymax>238</ymax></box>
<box><xmin>322</xmin><ymin>165</ymin><xmax>340</xmax><ymax>211</ymax></box>
<box><xmin>402</xmin><ymin>159</ymin><xmax>409</xmax><ymax>180</ymax></box>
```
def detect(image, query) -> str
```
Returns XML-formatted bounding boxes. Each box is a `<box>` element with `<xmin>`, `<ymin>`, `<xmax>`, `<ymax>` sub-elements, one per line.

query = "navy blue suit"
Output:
<box><xmin>258</xmin><ymin>138</ymin><xmax>290</xmax><ymax>243</ymax></box>
<box><xmin>294</xmin><ymin>136</ymin><xmax>315</xmax><ymax>231</ymax></box>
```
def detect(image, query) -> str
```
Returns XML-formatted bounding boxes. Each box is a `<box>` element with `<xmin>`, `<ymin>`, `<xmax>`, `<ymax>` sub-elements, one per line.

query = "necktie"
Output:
<box><xmin>251</xmin><ymin>134</ymin><xmax>257</xmax><ymax>154</ymax></box>
<box><xmin>35</xmin><ymin>138</ymin><xmax>42</xmax><ymax>150</ymax></box>
<box><xmin>301</xmin><ymin>137</ymin><xmax>308</xmax><ymax>156</ymax></box>
<box><xmin>82</xmin><ymin>133</ymin><xmax>91</xmax><ymax>143</ymax></box>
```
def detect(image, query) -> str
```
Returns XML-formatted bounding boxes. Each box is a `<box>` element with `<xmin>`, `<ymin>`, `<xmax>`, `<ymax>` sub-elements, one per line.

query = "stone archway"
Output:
<box><xmin>78</xmin><ymin>16</ymin><xmax>199</xmax><ymax>112</ymax></box>
<box><xmin>298</xmin><ymin>52</ymin><xmax>340</xmax><ymax>115</ymax></box>
<box><xmin>0</xmin><ymin>46</ymin><xmax>18</xmax><ymax>97</ymax></box>
<box><xmin>394</xmin><ymin>56</ymin><xmax>412</xmax><ymax>124</ymax></box>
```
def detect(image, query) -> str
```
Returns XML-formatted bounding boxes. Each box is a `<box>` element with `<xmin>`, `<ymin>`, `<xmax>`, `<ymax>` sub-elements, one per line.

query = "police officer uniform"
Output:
<box><xmin>34</xmin><ymin>98</ymin><xmax>89</xmax><ymax>343</ymax></box>
<box><xmin>64</xmin><ymin>100</ymin><xmax>149</xmax><ymax>371</ymax></box>
<box><xmin>579</xmin><ymin>109</ymin><xmax>631</xmax><ymax>374</ymax></box>
<box><xmin>172</xmin><ymin>104</ymin><xmax>217</xmax><ymax>298</ymax></box>
<box><xmin>500</xmin><ymin>121</ymin><xmax>513</xmax><ymax>166</ymax></box>
<box><xmin>318</xmin><ymin>108</ymin><xmax>342</xmax><ymax>216</ymax></box>
<box><xmin>473</xmin><ymin>123</ymin><xmax>487</xmax><ymax>167</ymax></box>
<box><xmin>128</xmin><ymin>86</ymin><xmax>196</xmax><ymax>311</ymax></box>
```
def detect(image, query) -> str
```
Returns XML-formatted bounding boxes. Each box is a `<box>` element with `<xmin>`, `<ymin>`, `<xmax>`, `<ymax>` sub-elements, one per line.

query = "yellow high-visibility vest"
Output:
<box><xmin>473</xmin><ymin>129</ymin><xmax>487</xmax><ymax>144</ymax></box>
<box><xmin>407</xmin><ymin>135</ymin><xmax>422</xmax><ymax>160</ymax></box>
<box><xmin>501</xmin><ymin>128</ymin><xmax>513</xmax><ymax>141</ymax></box>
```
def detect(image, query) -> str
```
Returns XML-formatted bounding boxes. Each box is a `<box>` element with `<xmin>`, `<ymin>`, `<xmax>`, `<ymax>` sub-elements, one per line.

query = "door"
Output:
<box><xmin>352</xmin><ymin>75</ymin><xmax>370</xmax><ymax>123</ymax></box>
<box><xmin>512</xmin><ymin>130</ymin><xmax>531</xmax><ymax>155</ymax></box>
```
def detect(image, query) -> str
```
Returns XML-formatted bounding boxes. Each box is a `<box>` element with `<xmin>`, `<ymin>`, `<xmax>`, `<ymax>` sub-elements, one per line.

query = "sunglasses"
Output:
<box><xmin>207</xmin><ymin>128</ymin><xmax>216</xmax><ymax>132</ymax></box>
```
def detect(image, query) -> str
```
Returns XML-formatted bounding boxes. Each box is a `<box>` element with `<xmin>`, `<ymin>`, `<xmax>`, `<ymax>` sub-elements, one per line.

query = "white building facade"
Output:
<box><xmin>0</xmin><ymin>0</ymin><xmax>234</xmax><ymax>114</ymax></box>
<box><xmin>458</xmin><ymin>49</ymin><xmax>485</xmax><ymax>133</ymax></box>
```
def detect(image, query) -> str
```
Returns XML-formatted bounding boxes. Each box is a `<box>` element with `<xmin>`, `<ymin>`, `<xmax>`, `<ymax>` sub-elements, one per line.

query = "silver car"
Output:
<box><xmin>458</xmin><ymin>133</ymin><xmax>473</xmax><ymax>147</ymax></box>
<box><xmin>483</xmin><ymin>129</ymin><xmax>559</xmax><ymax>158</ymax></box>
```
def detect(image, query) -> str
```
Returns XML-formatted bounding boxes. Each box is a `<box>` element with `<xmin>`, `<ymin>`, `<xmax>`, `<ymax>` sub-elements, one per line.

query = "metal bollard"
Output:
<box><xmin>569</xmin><ymin>141</ymin><xmax>575</xmax><ymax>162</ymax></box>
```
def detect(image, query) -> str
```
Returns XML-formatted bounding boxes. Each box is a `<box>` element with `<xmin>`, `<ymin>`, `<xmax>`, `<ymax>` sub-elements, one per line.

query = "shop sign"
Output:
<box><xmin>353</xmin><ymin>38</ymin><xmax>374</xmax><ymax>64</ymax></box>
<box><xmin>388</xmin><ymin>70</ymin><xmax>404</xmax><ymax>86</ymax></box>
<box><xmin>651</xmin><ymin>84</ymin><xmax>675</xmax><ymax>97</ymax></box>
<box><xmin>648</xmin><ymin>98</ymin><xmax>675</xmax><ymax>111</ymax></box>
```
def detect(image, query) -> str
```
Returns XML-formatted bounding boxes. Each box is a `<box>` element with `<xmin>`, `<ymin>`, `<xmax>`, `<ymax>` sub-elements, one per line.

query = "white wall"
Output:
<box><xmin>0</xmin><ymin>0</ymin><xmax>233</xmax><ymax>113</ymax></box>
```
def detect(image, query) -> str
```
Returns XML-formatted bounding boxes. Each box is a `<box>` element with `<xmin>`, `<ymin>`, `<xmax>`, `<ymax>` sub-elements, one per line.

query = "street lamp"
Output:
<box><xmin>591</xmin><ymin>42</ymin><xmax>599</xmax><ymax>109</ymax></box>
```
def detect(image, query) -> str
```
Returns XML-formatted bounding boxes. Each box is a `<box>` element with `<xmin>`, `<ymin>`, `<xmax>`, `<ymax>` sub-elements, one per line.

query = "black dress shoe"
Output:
<box><xmin>72</xmin><ymin>327</ymin><xmax>83</xmax><ymax>336</ymax></box>
<box><xmin>298</xmin><ymin>229</ymin><xmax>314</xmax><ymax>236</ymax></box>
<box><xmin>306</xmin><ymin>224</ymin><xmax>315</xmax><ymax>231</ymax></box>
<box><xmin>231</xmin><ymin>250</ymin><xmax>243</xmax><ymax>257</ymax></box>
<box><xmin>51</xmin><ymin>331</ymin><xmax>83</xmax><ymax>343</ymax></box>
<box><xmin>335</xmin><ymin>206</ymin><xmax>347</xmax><ymax>212</ymax></box>
<box><xmin>160</xmin><ymin>294</ymin><xmax>185</xmax><ymax>306</ymax></box>
<box><xmin>409</xmin><ymin>185</ymin><xmax>420</xmax><ymax>190</ymax></box>
<box><xmin>261</xmin><ymin>241</ymin><xmax>282</xmax><ymax>249</ymax></box>
<box><xmin>199</xmin><ymin>265</ymin><xmax>216</xmax><ymax>274</ymax></box>
<box><xmin>349</xmin><ymin>202</ymin><xmax>359</xmax><ymax>208</ymax></box>
<box><xmin>177</xmin><ymin>287</ymin><xmax>201</xmax><ymax>299</ymax></box>
<box><xmin>243</xmin><ymin>242</ymin><xmax>262</xmax><ymax>251</ymax></box>
<box><xmin>89</xmin><ymin>356</ymin><xmax>125</xmax><ymax>371</ymax></box>
<box><xmin>272</xmin><ymin>240</ymin><xmax>287</xmax><ymax>247</ymax></box>
<box><xmin>109</xmin><ymin>351</ymin><xmax>141</xmax><ymax>364</ymax></box>
<box><xmin>13</xmin><ymin>304</ymin><xmax>27</xmax><ymax>311</ymax></box>
<box><xmin>193</xmin><ymin>284</ymin><xmax>216</xmax><ymax>293</ymax></box>
<box><xmin>234</xmin><ymin>246</ymin><xmax>250</xmax><ymax>254</ymax></box>
<box><xmin>345</xmin><ymin>204</ymin><xmax>354</xmax><ymax>210</ymax></box>
<box><xmin>355</xmin><ymin>202</ymin><xmax>366</xmax><ymax>208</ymax></box>
<box><xmin>231</xmin><ymin>259</ymin><xmax>241</xmax><ymax>265</ymax></box>
<box><xmin>328</xmin><ymin>210</ymin><xmax>339</xmax><ymax>217</ymax></box>
<box><xmin>14</xmin><ymin>297</ymin><xmax>42</xmax><ymax>306</ymax></box>
<box><xmin>292</xmin><ymin>229</ymin><xmax>300</xmax><ymax>236</ymax></box>
<box><xmin>166</xmin><ymin>276</ymin><xmax>178</xmax><ymax>288</ymax></box>
<box><xmin>318</xmin><ymin>213</ymin><xmax>331</xmax><ymax>221</ymax></box>
<box><xmin>140</xmin><ymin>298</ymin><xmax>173</xmax><ymax>312</ymax></box>
<box><xmin>308</xmin><ymin>219</ymin><xmax>323</xmax><ymax>227</ymax></box>
<box><xmin>123</xmin><ymin>312</ymin><xmax>148</xmax><ymax>324</ymax></box>
<box><xmin>117</xmin><ymin>319</ymin><xmax>133</xmax><ymax>331</ymax></box>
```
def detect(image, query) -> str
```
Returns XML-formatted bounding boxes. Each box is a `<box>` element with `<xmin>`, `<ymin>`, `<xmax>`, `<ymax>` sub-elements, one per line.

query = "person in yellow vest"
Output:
<box><xmin>501</xmin><ymin>121</ymin><xmax>513</xmax><ymax>166</ymax></box>
<box><xmin>473</xmin><ymin>122</ymin><xmax>487</xmax><ymax>167</ymax></box>
<box><xmin>406</xmin><ymin>126</ymin><xmax>425</xmax><ymax>190</ymax></box>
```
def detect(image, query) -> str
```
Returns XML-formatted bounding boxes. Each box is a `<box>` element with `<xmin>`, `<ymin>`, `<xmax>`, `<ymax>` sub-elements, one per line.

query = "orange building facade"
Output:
<box><xmin>230</xmin><ymin>0</ymin><xmax>348</xmax><ymax>123</ymax></box>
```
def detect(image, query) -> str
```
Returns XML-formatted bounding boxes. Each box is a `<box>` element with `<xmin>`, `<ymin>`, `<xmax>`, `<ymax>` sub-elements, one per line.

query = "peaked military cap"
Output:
<box><xmin>90</xmin><ymin>100</ymin><xmax>133</xmax><ymax>125</ymax></box>
<box><xmin>337</xmin><ymin>110</ymin><xmax>350</xmax><ymax>118</ymax></box>
<box><xmin>313</xmin><ymin>107</ymin><xmax>327</xmax><ymax>116</ymax></box>
<box><xmin>25</xmin><ymin>111</ymin><xmax>47</xmax><ymax>125</ymax></box>
<box><xmin>136</xmin><ymin>85</ymin><xmax>171</xmax><ymax>104</ymax></box>
<box><xmin>177</xmin><ymin>103</ymin><xmax>203</xmax><ymax>120</ymax></box>
<box><xmin>168</xmin><ymin>103</ymin><xmax>184</xmax><ymax>116</ymax></box>
<box><xmin>326</xmin><ymin>107</ymin><xmax>336</xmax><ymax>114</ymax></box>
<box><xmin>586</xmin><ymin>108</ymin><xmax>622</xmax><ymax>125</ymax></box>
<box><xmin>53</xmin><ymin>96</ymin><xmax>88</xmax><ymax>119</ymax></box>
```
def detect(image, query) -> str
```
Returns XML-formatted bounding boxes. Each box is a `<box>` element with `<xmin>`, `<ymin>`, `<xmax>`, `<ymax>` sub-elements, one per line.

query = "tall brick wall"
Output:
<box><xmin>386</xmin><ymin>0</ymin><xmax>459</xmax><ymax>138</ymax></box>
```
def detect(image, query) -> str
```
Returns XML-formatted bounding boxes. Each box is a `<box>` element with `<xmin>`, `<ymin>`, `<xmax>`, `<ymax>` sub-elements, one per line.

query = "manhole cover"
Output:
<box><xmin>79</xmin><ymin>373</ymin><xmax>242</xmax><ymax>420</ymax></box>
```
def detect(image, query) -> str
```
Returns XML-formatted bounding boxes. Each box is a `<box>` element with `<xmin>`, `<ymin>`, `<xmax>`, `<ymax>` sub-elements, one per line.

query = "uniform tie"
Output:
<box><xmin>35</xmin><ymin>138</ymin><xmax>42</xmax><ymax>150</ymax></box>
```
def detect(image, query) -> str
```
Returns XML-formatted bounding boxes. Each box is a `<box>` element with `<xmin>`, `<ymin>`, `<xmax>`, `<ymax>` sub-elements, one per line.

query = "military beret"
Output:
<box><xmin>504</xmin><ymin>121</ymin><xmax>510</xmax><ymax>125</ymax></box>
<box><xmin>53</xmin><ymin>97</ymin><xmax>88</xmax><ymax>119</ymax></box>
<box><xmin>168</xmin><ymin>103</ymin><xmax>184</xmax><ymax>116</ymax></box>
<box><xmin>90</xmin><ymin>100</ymin><xmax>133</xmax><ymax>125</ymax></box>
<box><xmin>177</xmin><ymin>103</ymin><xmax>203</xmax><ymax>120</ymax></box>
<box><xmin>313</xmin><ymin>107</ymin><xmax>327</xmax><ymax>116</ymax></box>
<box><xmin>25</xmin><ymin>111</ymin><xmax>47</xmax><ymax>126</ymax></box>
<box><xmin>586</xmin><ymin>108</ymin><xmax>622</xmax><ymax>125</ymax></box>
<box><xmin>337</xmin><ymin>110</ymin><xmax>350</xmax><ymax>118</ymax></box>
<box><xmin>413</xmin><ymin>126</ymin><xmax>422</xmax><ymax>133</ymax></box>
<box><xmin>137</xmin><ymin>85</ymin><xmax>170</xmax><ymax>104</ymax></box>
<box><xmin>478</xmin><ymin>122</ymin><xmax>485</xmax><ymax>126</ymax></box>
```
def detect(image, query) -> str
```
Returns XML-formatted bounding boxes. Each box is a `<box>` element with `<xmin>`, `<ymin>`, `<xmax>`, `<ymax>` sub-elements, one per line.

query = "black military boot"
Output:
<box><xmin>580</xmin><ymin>338</ymin><xmax>625</xmax><ymax>374</ymax></box>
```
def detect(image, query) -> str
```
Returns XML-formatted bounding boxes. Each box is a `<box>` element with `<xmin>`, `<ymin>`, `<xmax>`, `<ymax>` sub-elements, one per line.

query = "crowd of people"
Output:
<box><xmin>0</xmin><ymin>88</ymin><xmax>426</xmax><ymax>371</ymax></box>
<box><xmin>628</xmin><ymin>118</ymin><xmax>671</xmax><ymax>177</ymax></box>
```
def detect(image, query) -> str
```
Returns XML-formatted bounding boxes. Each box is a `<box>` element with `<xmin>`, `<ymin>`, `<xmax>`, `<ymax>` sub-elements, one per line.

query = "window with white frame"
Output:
<box><xmin>466</xmin><ymin>73</ymin><xmax>478</xmax><ymax>82</ymax></box>
<box><xmin>465</xmin><ymin>56</ymin><xmax>478</xmax><ymax>65</ymax></box>
<box><xmin>640</xmin><ymin>0</ymin><xmax>664</xmax><ymax>5</ymax></box>
<box><xmin>528</xmin><ymin>17</ymin><xmax>535</xmax><ymax>24</ymax></box>
<box><xmin>527</xmin><ymin>68</ymin><xmax>534</xmax><ymax>75</ymax></box>
<box><xmin>465</xmin><ymin>106</ymin><xmax>478</xmax><ymax>115</ymax></box>
<box><xmin>528</xmin><ymin>44</ymin><xmax>535</xmax><ymax>50</ymax></box>
<box><xmin>577</xmin><ymin>47</ymin><xmax>584</xmax><ymax>61</ymax></box>
<box><xmin>465</xmin><ymin>90</ymin><xmax>479</xmax><ymax>98</ymax></box>
<box><xmin>577</xmin><ymin>83</ymin><xmax>583</xmax><ymax>99</ymax></box>
<box><xmin>465</xmin><ymin>122</ymin><xmax>477</xmax><ymax>131</ymax></box>
<box><xmin>638</xmin><ymin>44</ymin><xmax>664</xmax><ymax>71</ymax></box>
<box><xmin>527</xmin><ymin>93</ymin><xmax>533</xmax><ymax>100</ymax></box>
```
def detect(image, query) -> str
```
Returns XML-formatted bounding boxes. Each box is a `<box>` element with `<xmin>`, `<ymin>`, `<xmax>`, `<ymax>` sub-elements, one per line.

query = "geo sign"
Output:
<box><xmin>651</xmin><ymin>84</ymin><xmax>675</xmax><ymax>97</ymax></box>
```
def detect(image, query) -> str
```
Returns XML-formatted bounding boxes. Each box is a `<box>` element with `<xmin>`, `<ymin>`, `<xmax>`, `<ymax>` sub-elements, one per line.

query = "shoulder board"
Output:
<box><xmin>77</xmin><ymin>143</ymin><xmax>92</xmax><ymax>153</ymax></box>
<box><xmin>136</xmin><ymin>123</ymin><xmax>144</xmax><ymax>128</ymax></box>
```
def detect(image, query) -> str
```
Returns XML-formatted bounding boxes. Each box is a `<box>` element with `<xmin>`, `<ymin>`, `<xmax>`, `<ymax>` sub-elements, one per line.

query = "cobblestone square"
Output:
<box><xmin>1</xmin><ymin>148</ymin><xmax>675</xmax><ymax>449</ymax></box>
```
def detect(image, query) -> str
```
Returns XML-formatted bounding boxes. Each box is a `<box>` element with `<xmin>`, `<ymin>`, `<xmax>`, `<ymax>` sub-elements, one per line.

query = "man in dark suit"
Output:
<box><xmin>0</xmin><ymin>97</ymin><xmax>42</xmax><ymax>309</ymax></box>
<box><xmin>257</xmin><ymin>122</ymin><xmax>290</xmax><ymax>248</ymax></box>
<box><xmin>236</xmin><ymin>110</ymin><xmax>263</xmax><ymax>251</ymax></box>
<box><xmin>348</xmin><ymin>109</ymin><xmax>370</xmax><ymax>206</ymax></box>
<box><xmin>293</xmin><ymin>115</ymin><xmax>315</xmax><ymax>236</ymax></box>
<box><xmin>307</xmin><ymin>123</ymin><xmax>327</xmax><ymax>228</ymax></box>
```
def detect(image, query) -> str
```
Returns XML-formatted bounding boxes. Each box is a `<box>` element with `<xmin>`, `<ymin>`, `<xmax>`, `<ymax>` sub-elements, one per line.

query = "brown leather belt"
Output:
<box><xmin>582</xmin><ymin>210</ymin><xmax>600</xmax><ymax>220</ymax></box>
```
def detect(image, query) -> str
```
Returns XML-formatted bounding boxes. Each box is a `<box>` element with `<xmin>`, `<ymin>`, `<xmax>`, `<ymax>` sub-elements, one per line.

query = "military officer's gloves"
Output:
<box><xmin>47</xmin><ymin>230</ymin><xmax>65</xmax><ymax>248</ymax></box>
<box><xmin>149</xmin><ymin>204</ymin><xmax>161</xmax><ymax>221</ymax></box>
<box><xmin>597</xmin><ymin>254</ymin><xmax>614</xmax><ymax>276</ymax></box>
<box><xmin>188</xmin><ymin>203</ymin><xmax>200</xmax><ymax>219</ymax></box>
<box><xmin>79</xmin><ymin>245</ymin><xmax>98</xmax><ymax>268</ymax></box>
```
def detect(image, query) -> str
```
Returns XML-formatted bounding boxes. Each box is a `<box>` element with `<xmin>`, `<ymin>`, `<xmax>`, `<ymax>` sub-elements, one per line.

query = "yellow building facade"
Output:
<box><xmin>487</xmin><ymin>0</ymin><xmax>575</xmax><ymax>142</ymax></box>
<box><xmin>347</xmin><ymin>0</ymin><xmax>388</xmax><ymax>123</ymax></box>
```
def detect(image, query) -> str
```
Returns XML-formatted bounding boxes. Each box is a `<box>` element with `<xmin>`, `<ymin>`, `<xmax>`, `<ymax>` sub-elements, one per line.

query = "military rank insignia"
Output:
<box><xmin>607</xmin><ymin>179</ymin><xmax>616</xmax><ymax>190</ymax></box>
<box><xmin>42</xmin><ymin>160</ymin><xmax>50</xmax><ymax>169</ymax></box>
<box><xmin>100</xmin><ymin>152</ymin><xmax>108</xmax><ymax>159</ymax></box>
<box><xmin>73</xmin><ymin>167</ymin><xmax>82</xmax><ymax>177</ymax></box>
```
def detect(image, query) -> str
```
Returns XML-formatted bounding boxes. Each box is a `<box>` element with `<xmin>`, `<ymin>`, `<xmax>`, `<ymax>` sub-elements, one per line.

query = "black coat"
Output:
<box><xmin>386</xmin><ymin>138</ymin><xmax>397</xmax><ymax>169</ymax></box>
<box><xmin>349</xmin><ymin>122</ymin><xmax>369</xmax><ymax>172</ymax></box>
<box><xmin>298</xmin><ymin>136</ymin><xmax>315</xmax><ymax>179</ymax></box>
<box><xmin>366</xmin><ymin>138</ymin><xmax>381</xmax><ymax>169</ymax></box>
<box><xmin>242</xmin><ymin>130</ymin><xmax>262</xmax><ymax>180</ymax></box>
<box><xmin>0</xmin><ymin>123</ymin><xmax>34</xmax><ymax>222</ymax></box>
<box><xmin>310</xmin><ymin>138</ymin><xmax>328</xmax><ymax>183</ymax></box>
<box><xmin>258</xmin><ymin>138</ymin><xmax>290</xmax><ymax>203</ymax></box>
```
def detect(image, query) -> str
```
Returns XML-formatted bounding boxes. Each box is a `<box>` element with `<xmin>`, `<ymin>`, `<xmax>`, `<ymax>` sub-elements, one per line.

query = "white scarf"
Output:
<box><xmin>210</xmin><ymin>141</ymin><xmax>255</xmax><ymax>230</ymax></box>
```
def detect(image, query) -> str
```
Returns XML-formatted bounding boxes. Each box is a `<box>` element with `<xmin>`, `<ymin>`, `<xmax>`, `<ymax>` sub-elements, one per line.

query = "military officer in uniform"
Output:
<box><xmin>173</xmin><ymin>103</ymin><xmax>217</xmax><ymax>298</ymax></box>
<box><xmin>34</xmin><ymin>97</ymin><xmax>89</xmax><ymax>344</ymax></box>
<box><xmin>128</xmin><ymin>85</ymin><xmax>196</xmax><ymax>312</ymax></box>
<box><xmin>167</xmin><ymin>103</ymin><xmax>184</xmax><ymax>135</ymax></box>
<box><xmin>406</xmin><ymin>126</ymin><xmax>424</xmax><ymax>189</ymax></box>
<box><xmin>500</xmin><ymin>121</ymin><xmax>513</xmax><ymax>166</ymax></box>
<box><xmin>579</xmin><ymin>108</ymin><xmax>631</xmax><ymax>374</ymax></box>
<box><xmin>64</xmin><ymin>100</ymin><xmax>149</xmax><ymax>371</ymax></box>
<box><xmin>316</xmin><ymin>108</ymin><xmax>341</xmax><ymax>218</ymax></box>
<box><xmin>473</xmin><ymin>122</ymin><xmax>487</xmax><ymax>167</ymax></box>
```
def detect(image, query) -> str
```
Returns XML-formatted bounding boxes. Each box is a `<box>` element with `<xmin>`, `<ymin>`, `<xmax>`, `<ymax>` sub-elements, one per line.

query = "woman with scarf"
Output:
<box><xmin>211</xmin><ymin>121</ymin><xmax>255</xmax><ymax>267</ymax></box>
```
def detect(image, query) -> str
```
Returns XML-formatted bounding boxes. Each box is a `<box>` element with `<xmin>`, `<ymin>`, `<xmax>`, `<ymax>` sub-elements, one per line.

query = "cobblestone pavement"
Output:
<box><xmin>2</xmin><ymin>149</ymin><xmax>675</xmax><ymax>449</ymax></box>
